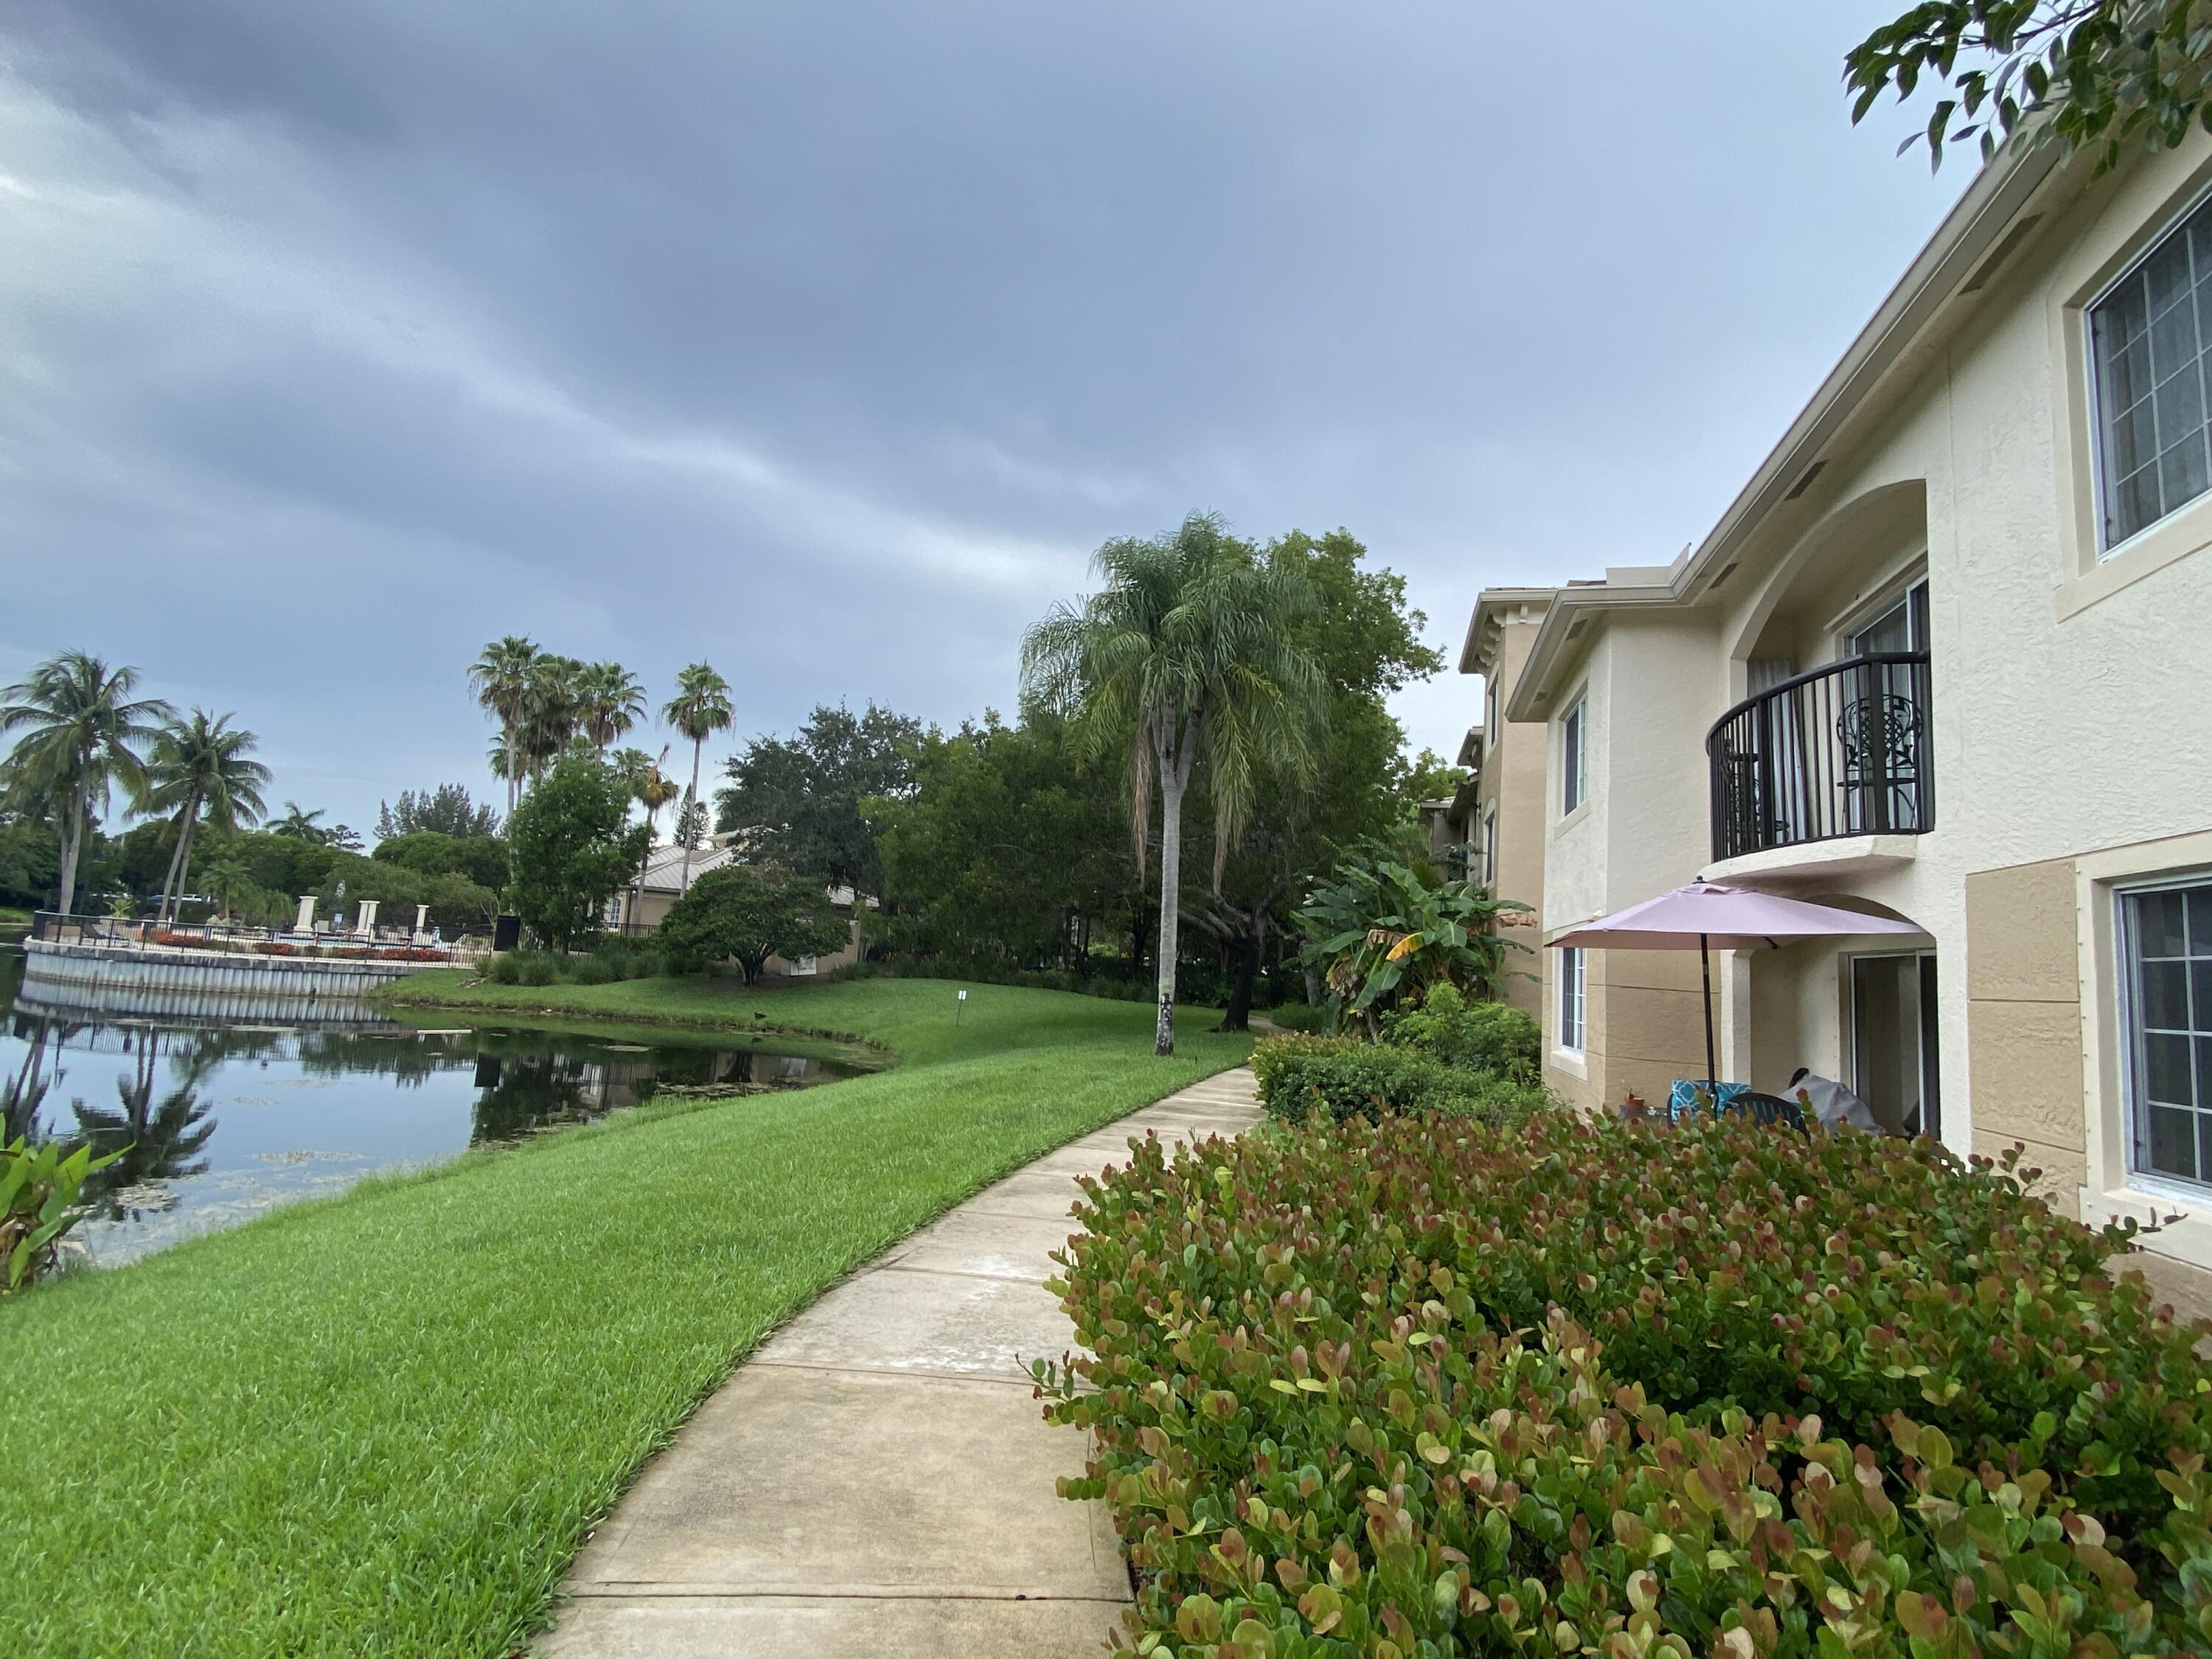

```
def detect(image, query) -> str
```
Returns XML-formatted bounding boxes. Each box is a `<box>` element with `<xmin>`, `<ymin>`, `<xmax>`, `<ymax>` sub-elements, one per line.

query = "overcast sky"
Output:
<box><xmin>0</xmin><ymin>1</ymin><xmax>1964</xmax><ymax>833</ymax></box>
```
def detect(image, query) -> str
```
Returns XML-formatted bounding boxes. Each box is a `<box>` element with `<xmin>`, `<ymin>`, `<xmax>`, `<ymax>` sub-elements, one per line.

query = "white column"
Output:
<box><xmin>414</xmin><ymin>904</ymin><xmax>431</xmax><ymax>941</ymax></box>
<box><xmin>1720</xmin><ymin>950</ymin><xmax>1753</xmax><ymax>1088</ymax></box>
<box><xmin>294</xmin><ymin>896</ymin><xmax>317</xmax><ymax>934</ymax></box>
<box><xmin>353</xmin><ymin>900</ymin><xmax>380</xmax><ymax>938</ymax></box>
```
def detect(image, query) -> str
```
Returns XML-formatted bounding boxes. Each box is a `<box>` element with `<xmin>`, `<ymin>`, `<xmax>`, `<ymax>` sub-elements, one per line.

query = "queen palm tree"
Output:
<box><xmin>468</xmin><ymin>636</ymin><xmax>540</xmax><ymax>815</ymax></box>
<box><xmin>1023</xmin><ymin>514</ymin><xmax>1326</xmax><ymax>1055</ymax></box>
<box><xmin>576</xmin><ymin>663</ymin><xmax>647</xmax><ymax>751</ymax></box>
<box><xmin>0</xmin><ymin>651</ymin><xmax>173</xmax><ymax>919</ymax></box>
<box><xmin>662</xmin><ymin>663</ymin><xmax>734</xmax><ymax>895</ymax></box>
<box><xmin>146</xmin><ymin>710</ymin><xmax>272</xmax><ymax>922</ymax></box>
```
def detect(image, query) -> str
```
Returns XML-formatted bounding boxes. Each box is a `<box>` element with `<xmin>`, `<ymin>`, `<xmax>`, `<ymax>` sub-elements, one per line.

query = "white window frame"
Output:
<box><xmin>1482</xmin><ymin>809</ymin><xmax>1498</xmax><ymax>888</ymax></box>
<box><xmin>2085</xmin><ymin>181</ymin><xmax>2212</xmax><ymax>558</ymax></box>
<box><xmin>2116</xmin><ymin>872</ymin><xmax>2212</xmax><ymax>1190</ymax></box>
<box><xmin>1557</xmin><ymin>946</ymin><xmax>1586</xmax><ymax>1054</ymax></box>
<box><xmin>1558</xmin><ymin>693</ymin><xmax>1587</xmax><ymax>818</ymax></box>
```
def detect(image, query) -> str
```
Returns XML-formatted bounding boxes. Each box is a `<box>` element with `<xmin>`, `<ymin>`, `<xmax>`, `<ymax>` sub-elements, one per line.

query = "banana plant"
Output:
<box><xmin>1</xmin><ymin>1135</ymin><xmax>127</xmax><ymax>1292</ymax></box>
<box><xmin>1293</xmin><ymin>839</ymin><xmax>1531</xmax><ymax>1032</ymax></box>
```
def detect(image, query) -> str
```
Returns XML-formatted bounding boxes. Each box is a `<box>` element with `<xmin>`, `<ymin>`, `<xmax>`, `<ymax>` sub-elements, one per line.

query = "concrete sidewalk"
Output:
<box><xmin>540</xmin><ymin>1066</ymin><xmax>1261</xmax><ymax>1658</ymax></box>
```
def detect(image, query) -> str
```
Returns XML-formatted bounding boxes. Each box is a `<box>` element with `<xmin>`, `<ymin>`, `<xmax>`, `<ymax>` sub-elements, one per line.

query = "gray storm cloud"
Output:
<box><xmin>0</xmin><ymin>0</ymin><xmax>1961</xmax><ymax>826</ymax></box>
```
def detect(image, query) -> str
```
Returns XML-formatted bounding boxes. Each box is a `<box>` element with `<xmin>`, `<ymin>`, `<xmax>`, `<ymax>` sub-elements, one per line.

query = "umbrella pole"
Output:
<box><xmin>1700</xmin><ymin>932</ymin><xmax>1718</xmax><ymax>1109</ymax></box>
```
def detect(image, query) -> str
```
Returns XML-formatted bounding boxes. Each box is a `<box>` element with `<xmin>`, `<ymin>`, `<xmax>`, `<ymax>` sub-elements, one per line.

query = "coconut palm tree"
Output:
<box><xmin>1023</xmin><ymin>514</ymin><xmax>1326</xmax><ymax>1055</ymax></box>
<box><xmin>145</xmin><ymin>710</ymin><xmax>272</xmax><ymax>922</ymax></box>
<box><xmin>576</xmin><ymin>663</ymin><xmax>647</xmax><ymax>751</ymax></box>
<box><xmin>662</xmin><ymin>663</ymin><xmax>734</xmax><ymax>895</ymax></box>
<box><xmin>195</xmin><ymin>844</ymin><xmax>256</xmax><ymax>921</ymax></box>
<box><xmin>269</xmin><ymin>801</ymin><xmax>327</xmax><ymax>843</ymax></box>
<box><xmin>0</xmin><ymin>651</ymin><xmax>173</xmax><ymax>918</ymax></box>
<box><xmin>468</xmin><ymin>636</ymin><xmax>540</xmax><ymax>815</ymax></box>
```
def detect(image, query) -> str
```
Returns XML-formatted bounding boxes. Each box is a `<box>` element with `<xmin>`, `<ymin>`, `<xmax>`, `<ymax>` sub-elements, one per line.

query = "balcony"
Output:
<box><xmin>1705</xmin><ymin>653</ymin><xmax>1932</xmax><ymax>863</ymax></box>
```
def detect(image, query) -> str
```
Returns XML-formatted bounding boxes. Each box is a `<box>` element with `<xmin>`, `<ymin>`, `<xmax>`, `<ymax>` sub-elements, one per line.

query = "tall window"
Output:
<box><xmin>2124</xmin><ymin>879</ymin><xmax>2212</xmax><ymax>1184</ymax></box>
<box><xmin>2091</xmin><ymin>194</ymin><xmax>2212</xmax><ymax>549</ymax></box>
<box><xmin>1558</xmin><ymin>947</ymin><xmax>1586</xmax><ymax>1053</ymax></box>
<box><xmin>1559</xmin><ymin>694</ymin><xmax>1586</xmax><ymax>817</ymax></box>
<box><xmin>1482</xmin><ymin>810</ymin><xmax>1498</xmax><ymax>888</ymax></box>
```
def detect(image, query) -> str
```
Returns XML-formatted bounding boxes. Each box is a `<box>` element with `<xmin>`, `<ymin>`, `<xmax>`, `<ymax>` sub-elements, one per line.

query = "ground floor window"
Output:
<box><xmin>1557</xmin><ymin>947</ymin><xmax>1585</xmax><ymax>1053</ymax></box>
<box><xmin>2125</xmin><ymin>879</ymin><xmax>2212</xmax><ymax>1184</ymax></box>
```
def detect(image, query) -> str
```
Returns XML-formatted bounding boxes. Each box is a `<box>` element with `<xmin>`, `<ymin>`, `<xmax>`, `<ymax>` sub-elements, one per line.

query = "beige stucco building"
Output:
<box><xmin>1483</xmin><ymin>131</ymin><xmax>2212</xmax><ymax>1310</ymax></box>
<box><xmin>1443</xmin><ymin>588</ymin><xmax>1555</xmax><ymax>1017</ymax></box>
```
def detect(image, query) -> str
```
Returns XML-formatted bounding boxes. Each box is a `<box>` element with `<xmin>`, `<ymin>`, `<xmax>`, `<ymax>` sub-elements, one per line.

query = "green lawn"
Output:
<box><xmin>0</xmin><ymin>978</ymin><xmax>1250</xmax><ymax>1658</ymax></box>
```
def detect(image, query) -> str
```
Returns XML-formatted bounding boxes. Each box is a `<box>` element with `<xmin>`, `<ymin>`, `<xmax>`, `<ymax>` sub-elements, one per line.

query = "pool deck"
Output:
<box><xmin>538</xmin><ymin>1065</ymin><xmax>1261</xmax><ymax>1658</ymax></box>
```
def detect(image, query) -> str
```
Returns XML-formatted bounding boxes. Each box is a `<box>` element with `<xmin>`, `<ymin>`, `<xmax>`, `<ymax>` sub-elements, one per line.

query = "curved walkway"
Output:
<box><xmin>541</xmin><ymin>1065</ymin><xmax>1261</xmax><ymax>1657</ymax></box>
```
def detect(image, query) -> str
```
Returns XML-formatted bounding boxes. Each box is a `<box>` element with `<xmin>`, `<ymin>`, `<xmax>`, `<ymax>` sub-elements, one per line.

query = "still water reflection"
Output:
<box><xmin>0</xmin><ymin>949</ymin><xmax>865</xmax><ymax>1265</ymax></box>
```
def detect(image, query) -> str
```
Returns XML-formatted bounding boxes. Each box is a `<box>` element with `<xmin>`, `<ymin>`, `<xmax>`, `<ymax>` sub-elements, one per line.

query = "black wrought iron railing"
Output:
<box><xmin>1705</xmin><ymin>652</ymin><xmax>1933</xmax><ymax>862</ymax></box>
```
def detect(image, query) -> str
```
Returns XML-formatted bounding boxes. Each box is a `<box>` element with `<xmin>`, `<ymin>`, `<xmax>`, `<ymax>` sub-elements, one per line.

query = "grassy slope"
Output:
<box><xmin>1</xmin><ymin>979</ymin><xmax>1249</xmax><ymax>1658</ymax></box>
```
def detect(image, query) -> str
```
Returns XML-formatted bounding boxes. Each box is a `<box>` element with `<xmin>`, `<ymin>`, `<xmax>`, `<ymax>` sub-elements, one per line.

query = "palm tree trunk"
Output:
<box><xmin>171</xmin><ymin>815</ymin><xmax>201</xmax><ymax>927</ymax></box>
<box><xmin>1154</xmin><ymin>759</ymin><xmax>1186</xmax><ymax>1057</ymax></box>
<box><xmin>55</xmin><ymin>785</ymin><xmax>87</xmax><ymax>919</ymax></box>
<box><xmin>678</xmin><ymin>740</ymin><xmax>703</xmax><ymax>894</ymax></box>
<box><xmin>158</xmin><ymin>790</ymin><xmax>201</xmax><ymax>923</ymax></box>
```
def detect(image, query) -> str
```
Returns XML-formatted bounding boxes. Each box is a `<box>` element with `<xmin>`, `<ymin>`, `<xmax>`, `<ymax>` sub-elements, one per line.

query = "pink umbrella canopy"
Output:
<box><xmin>1546</xmin><ymin>881</ymin><xmax>1923</xmax><ymax>952</ymax></box>
<box><xmin>1545</xmin><ymin>881</ymin><xmax>1924</xmax><ymax>1103</ymax></box>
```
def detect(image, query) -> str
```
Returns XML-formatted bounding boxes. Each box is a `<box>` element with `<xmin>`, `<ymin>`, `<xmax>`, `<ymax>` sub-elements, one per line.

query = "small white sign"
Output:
<box><xmin>957</xmin><ymin>990</ymin><xmax>967</xmax><ymax>1001</ymax></box>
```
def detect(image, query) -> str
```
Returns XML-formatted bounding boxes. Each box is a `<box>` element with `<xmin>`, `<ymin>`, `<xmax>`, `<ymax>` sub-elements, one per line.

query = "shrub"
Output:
<box><xmin>1260</xmin><ymin>1001</ymin><xmax>1334</xmax><ymax>1034</ymax></box>
<box><xmin>484</xmin><ymin>949</ymin><xmax>562</xmax><ymax>987</ymax></box>
<box><xmin>252</xmin><ymin>941</ymin><xmax>296</xmax><ymax>956</ymax></box>
<box><xmin>1251</xmin><ymin>1033</ymin><xmax>1548</xmax><ymax>1124</ymax></box>
<box><xmin>1040</xmin><ymin>1112</ymin><xmax>2212</xmax><ymax>1655</ymax></box>
<box><xmin>1380</xmin><ymin>981</ymin><xmax>1540</xmax><ymax>1082</ymax></box>
<box><xmin>3</xmin><ymin>1136</ymin><xmax>123</xmax><ymax>1292</ymax></box>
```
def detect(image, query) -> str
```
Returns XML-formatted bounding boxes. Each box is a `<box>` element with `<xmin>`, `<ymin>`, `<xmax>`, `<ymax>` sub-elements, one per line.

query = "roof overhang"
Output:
<box><xmin>1504</xmin><ymin>135</ymin><xmax>2073</xmax><ymax>722</ymax></box>
<box><xmin>1458</xmin><ymin>585</ymin><xmax>1562</xmax><ymax>675</ymax></box>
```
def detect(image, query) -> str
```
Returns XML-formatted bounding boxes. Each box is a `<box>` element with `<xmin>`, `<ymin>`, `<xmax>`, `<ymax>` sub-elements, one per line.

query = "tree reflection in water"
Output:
<box><xmin>69</xmin><ymin>1034</ymin><xmax>222</xmax><ymax>1220</ymax></box>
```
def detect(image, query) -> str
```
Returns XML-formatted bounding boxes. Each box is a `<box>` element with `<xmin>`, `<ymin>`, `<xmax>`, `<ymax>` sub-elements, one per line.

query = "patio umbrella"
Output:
<box><xmin>1545</xmin><ymin>881</ymin><xmax>1923</xmax><ymax>1104</ymax></box>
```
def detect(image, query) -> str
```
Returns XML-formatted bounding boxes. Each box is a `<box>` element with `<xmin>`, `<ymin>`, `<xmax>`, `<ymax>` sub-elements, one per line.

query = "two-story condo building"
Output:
<box><xmin>1479</xmin><ymin>130</ymin><xmax>2212</xmax><ymax>1312</ymax></box>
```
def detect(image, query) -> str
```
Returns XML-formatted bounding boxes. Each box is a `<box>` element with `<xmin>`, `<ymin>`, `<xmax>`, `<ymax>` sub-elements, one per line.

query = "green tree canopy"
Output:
<box><xmin>869</xmin><ymin>708</ymin><xmax>1138</xmax><ymax>969</ymax></box>
<box><xmin>656</xmin><ymin>864</ymin><xmax>851</xmax><ymax>983</ymax></box>
<box><xmin>1848</xmin><ymin>0</ymin><xmax>2212</xmax><ymax>175</ymax></box>
<box><xmin>376</xmin><ymin>784</ymin><xmax>500</xmax><ymax>840</ymax></box>
<box><xmin>504</xmin><ymin>753</ymin><xmax>648</xmax><ymax>952</ymax></box>
<box><xmin>717</xmin><ymin>703</ymin><xmax>923</xmax><ymax>900</ymax></box>
<box><xmin>370</xmin><ymin>830</ymin><xmax>510</xmax><ymax>894</ymax></box>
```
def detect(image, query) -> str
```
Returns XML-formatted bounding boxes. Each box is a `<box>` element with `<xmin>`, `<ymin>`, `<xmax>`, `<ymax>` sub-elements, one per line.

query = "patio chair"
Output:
<box><xmin>1719</xmin><ymin>1091</ymin><xmax>1807</xmax><ymax>1131</ymax></box>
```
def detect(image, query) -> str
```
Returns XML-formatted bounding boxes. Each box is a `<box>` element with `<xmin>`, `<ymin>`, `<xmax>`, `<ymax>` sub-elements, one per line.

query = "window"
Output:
<box><xmin>2124</xmin><ymin>879</ymin><xmax>2212</xmax><ymax>1185</ymax></box>
<box><xmin>1484</xmin><ymin>679</ymin><xmax>1498</xmax><ymax>752</ymax></box>
<box><xmin>1482</xmin><ymin>810</ymin><xmax>1498</xmax><ymax>888</ymax></box>
<box><xmin>1559</xmin><ymin>695</ymin><xmax>1586</xmax><ymax>817</ymax></box>
<box><xmin>2091</xmin><ymin>194</ymin><xmax>2212</xmax><ymax>549</ymax></box>
<box><xmin>1557</xmin><ymin>947</ymin><xmax>1585</xmax><ymax>1053</ymax></box>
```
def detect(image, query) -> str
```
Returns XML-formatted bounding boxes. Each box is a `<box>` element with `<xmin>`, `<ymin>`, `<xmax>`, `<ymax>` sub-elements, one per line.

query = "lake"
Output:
<box><xmin>0</xmin><ymin>948</ymin><xmax>871</xmax><ymax>1265</ymax></box>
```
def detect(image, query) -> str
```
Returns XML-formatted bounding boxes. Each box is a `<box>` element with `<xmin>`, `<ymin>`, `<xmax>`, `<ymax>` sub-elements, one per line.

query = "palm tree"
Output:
<box><xmin>516</xmin><ymin>655</ymin><xmax>585</xmax><ymax>781</ymax></box>
<box><xmin>468</xmin><ymin>636</ymin><xmax>540</xmax><ymax>815</ymax></box>
<box><xmin>195</xmin><ymin>844</ymin><xmax>255</xmax><ymax>920</ymax></box>
<box><xmin>662</xmin><ymin>663</ymin><xmax>734</xmax><ymax>895</ymax></box>
<box><xmin>0</xmin><ymin>651</ymin><xmax>173</xmax><ymax>918</ymax></box>
<box><xmin>576</xmin><ymin>663</ymin><xmax>647</xmax><ymax>751</ymax></box>
<box><xmin>145</xmin><ymin>710</ymin><xmax>272</xmax><ymax>922</ymax></box>
<box><xmin>270</xmin><ymin>801</ymin><xmax>327</xmax><ymax>843</ymax></box>
<box><xmin>611</xmin><ymin>745</ymin><xmax>678</xmax><ymax>922</ymax></box>
<box><xmin>1023</xmin><ymin>514</ymin><xmax>1326</xmax><ymax>1055</ymax></box>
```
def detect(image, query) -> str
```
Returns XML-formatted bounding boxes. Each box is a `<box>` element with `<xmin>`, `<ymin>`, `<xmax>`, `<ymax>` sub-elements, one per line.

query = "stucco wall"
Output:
<box><xmin>1696</xmin><ymin>137</ymin><xmax>2212</xmax><ymax>1277</ymax></box>
<box><xmin>1481</xmin><ymin>614</ymin><xmax>1549</xmax><ymax>1015</ymax></box>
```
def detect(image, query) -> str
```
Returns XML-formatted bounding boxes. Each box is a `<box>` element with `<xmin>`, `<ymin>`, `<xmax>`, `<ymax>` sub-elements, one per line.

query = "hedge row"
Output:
<box><xmin>1040</xmin><ymin>1110</ymin><xmax>2212</xmax><ymax>1655</ymax></box>
<box><xmin>1251</xmin><ymin>1033</ymin><xmax>1549</xmax><ymax>1124</ymax></box>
